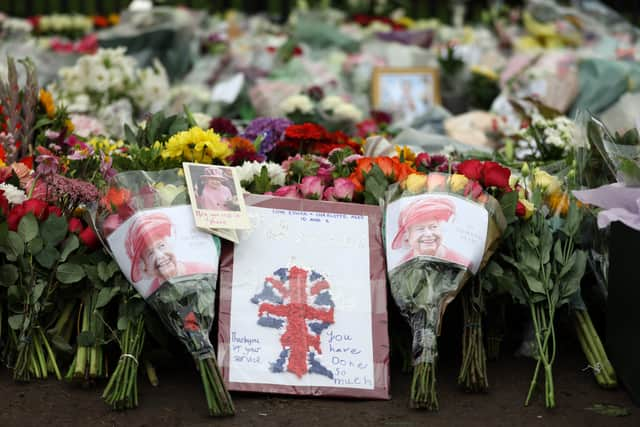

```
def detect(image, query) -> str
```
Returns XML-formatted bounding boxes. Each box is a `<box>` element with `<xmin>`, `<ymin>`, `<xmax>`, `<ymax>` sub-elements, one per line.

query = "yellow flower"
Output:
<box><xmin>533</xmin><ymin>169</ymin><xmax>562</xmax><ymax>195</ymax></box>
<box><xmin>107</xmin><ymin>14</ymin><xmax>120</xmax><ymax>26</ymax></box>
<box><xmin>405</xmin><ymin>173</ymin><xmax>428</xmax><ymax>193</ymax></box>
<box><xmin>448</xmin><ymin>173</ymin><xmax>469</xmax><ymax>193</ymax></box>
<box><xmin>395</xmin><ymin>145</ymin><xmax>416</xmax><ymax>164</ymax></box>
<box><xmin>396</xmin><ymin>16</ymin><xmax>415</xmax><ymax>29</ymax></box>
<box><xmin>161</xmin><ymin>127</ymin><xmax>232</xmax><ymax>163</ymax></box>
<box><xmin>470</xmin><ymin>65</ymin><xmax>498</xmax><ymax>82</ymax></box>
<box><xmin>155</xmin><ymin>183</ymin><xmax>185</xmax><ymax>206</ymax></box>
<box><xmin>547</xmin><ymin>191</ymin><xmax>570</xmax><ymax>216</ymax></box>
<box><xmin>64</xmin><ymin>119</ymin><xmax>75</xmax><ymax>133</ymax></box>
<box><xmin>520</xmin><ymin>198</ymin><xmax>535</xmax><ymax>219</ymax></box>
<box><xmin>39</xmin><ymin>89</ymin><xmax>56</xmax><ymax>118</ymax></box>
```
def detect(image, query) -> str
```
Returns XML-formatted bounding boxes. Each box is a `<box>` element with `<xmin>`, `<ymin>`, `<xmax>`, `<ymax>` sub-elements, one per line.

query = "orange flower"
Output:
<box><xmin>375</xmin><ymin>157</ymin><xmax>395</xmax><ymax>177</ymax></box>
<box><xmin>547</xmin><ymin>191</ymin><xmax>570</xmax><ymax>216</ymax></box>
<box><xmin>101</xmin><ymin>187</ymin><xmax>131</xmax><ymax>210</ymax></box>
<box><xmin>349</xmin><ymin>174</ymin><xmax>364</xmax><ymax>193</ymax></box>
<box><xmin>39</xmin><ymin>89</ymin><xmax>55</xmax><ymax>118</ymax></box>
<box><xmin>108</xmin><ymin>14</ymin><xmax>120</xmax><ymax>26</ymax></box>
<box><xmin>227</xmin><ymin>136</ymin><xmax>255</xmax><ymax>152</ymax></box>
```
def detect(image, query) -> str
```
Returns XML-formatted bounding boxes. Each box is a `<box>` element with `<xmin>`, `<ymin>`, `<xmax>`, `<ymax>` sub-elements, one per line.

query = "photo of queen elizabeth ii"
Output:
<box><xmin>107</xmin><ymin>205</ymin><xmax>220</xmax><ymax>298</ymax></box>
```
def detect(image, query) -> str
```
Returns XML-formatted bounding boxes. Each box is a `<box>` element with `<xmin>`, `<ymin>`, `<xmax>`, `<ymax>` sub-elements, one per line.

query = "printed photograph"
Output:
<box><xmin>385</xmin><ymin>194</ymin><xmax>489</xmax><ymax>274</ymax></box>
<box><xmin>106</xmin><ymin>206</ymin><xmax>219</xmax><ymax>299</ymax></box>
<box><xmin>372</xmin><ymin>67</ymin><xmax>441</xmax><ymax>125</ymax></box>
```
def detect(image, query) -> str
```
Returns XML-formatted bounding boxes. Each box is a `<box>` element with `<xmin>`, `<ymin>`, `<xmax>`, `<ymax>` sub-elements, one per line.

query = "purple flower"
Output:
<box><xmin>209</xmin><ymin>117</ymin><xmax>238</xmax><ymax>136</ymax></box>
<box><xmin>67</xmin><ymin>141</ymin><xmax>94</xmax><ymax>161</ymax></box>
<box><xmin>99</xmin><ymin>152</ymin><xmax>117</xmax><ymax>183</ymax></box>
<box><xmin>44</xmin><ymin>174</ymin><xmax>99</xmax><ymax>211</ymax></box>
<box><xmin>242</xmin><ymin>117</ymin><xmax>292</xmax><ymax>155</ymax></box>
<box><xmin>36</xmin><ymin>154</ymin><xmax>59</xmax><ymax>177</ymax></box>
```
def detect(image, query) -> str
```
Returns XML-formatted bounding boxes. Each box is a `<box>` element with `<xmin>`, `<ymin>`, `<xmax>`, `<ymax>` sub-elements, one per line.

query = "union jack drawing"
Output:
<box><xmin>251</xmin><ymin>266</ymin><xmax>335</xmax><ymax>379</ymax></box>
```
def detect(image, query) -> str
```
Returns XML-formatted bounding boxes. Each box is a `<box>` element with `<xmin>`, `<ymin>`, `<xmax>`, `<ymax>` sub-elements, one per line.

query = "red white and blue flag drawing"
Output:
<box><xmin>251</xmin><ymin>266</ymin><xmax>335</xmax><ymax>379</ymax></box>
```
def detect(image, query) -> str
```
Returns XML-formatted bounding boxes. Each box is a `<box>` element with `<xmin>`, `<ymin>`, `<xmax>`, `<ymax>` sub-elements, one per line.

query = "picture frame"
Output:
<box><xmin>371</xmin><ymin>67</ymin><xmax>441</xmax><ymax>124</ymax></box>
<box><xmin>218</xmin><ymin>194</ymin><xmax>389</xmax><ymax>399</ymax></box>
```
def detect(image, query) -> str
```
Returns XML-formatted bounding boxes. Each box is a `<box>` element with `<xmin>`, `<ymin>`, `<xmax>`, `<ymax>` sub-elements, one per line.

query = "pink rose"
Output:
<box><xmin>101</xmin><ymin>213</ymin><xmax>123</xmax><ymax>237</ymax></box>
<box><xmin>298</xmin><ymin>176</ymin><xmax>324</xmax><ymax>200</ymax></box>
<box><xmin>323</xmin><ymin>187</ymin><xmax>336</xmax><ymax>201</ymax></box>
<box><xmin>273</xmin><ymin>184</ymin><xmax>302</xmax><ymax>199</ymax></box>
<box><xmin>333</xmin><ymin>178</ymin><xmax>355</xmax><ymax>201</ymax></box>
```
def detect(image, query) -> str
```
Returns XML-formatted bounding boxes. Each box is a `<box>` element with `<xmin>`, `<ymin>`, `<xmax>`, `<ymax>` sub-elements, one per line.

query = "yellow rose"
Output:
<box><xmin>533</xmin><ymin>169</ymin><xmax>561</xmax><ymax>195</ymax></box>
<box><xmin>405</xmin><ymin>173</ymin><xmax>428</xmax><ymax>193</ymax></box>
<box><xmin>520</xmin><ymin>198</ymin><xmax>535</xmax><ymax>219</ymax></box>
<box><xmin>156</xmin><ymin>183</ymin><xmax>185</xmax><ymax>206</ymax></box>
<box><xmin>448</xmin><ymin>173</ymin><xmax>469</xmax><ymax>193</ymax></box>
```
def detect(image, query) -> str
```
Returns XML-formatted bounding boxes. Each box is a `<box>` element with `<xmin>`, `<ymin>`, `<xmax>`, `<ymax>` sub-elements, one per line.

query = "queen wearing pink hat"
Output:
<box><xmin>196</xmin><ymin>168</ymin><xmax>233</xmax><ymax>211</ymax></box>
<box><xmin>392</xmin><ymin>197</ymin><xmax>471</xmax><ymax>269</ymax></box>
<box><xmin>125</xmin><ymin>213</ymin><xmax>213</xmax><ymax>297</ymax></box>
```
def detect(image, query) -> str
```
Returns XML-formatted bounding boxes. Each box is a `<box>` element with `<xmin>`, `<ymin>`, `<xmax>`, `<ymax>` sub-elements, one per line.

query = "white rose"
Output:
<box><xmin>320</xmin><ymin>95</ymin><xmax>344</xmax><ymax>111</ymax></box>
<box><xmin>280</xmin><ymin>94</ymin><xmax>314</xmax><ymax>115</ymax></box>
<box><xmin>333</xmin><ymin>103</ymin><xmax>363</xmax><ymax>122</ymax></box>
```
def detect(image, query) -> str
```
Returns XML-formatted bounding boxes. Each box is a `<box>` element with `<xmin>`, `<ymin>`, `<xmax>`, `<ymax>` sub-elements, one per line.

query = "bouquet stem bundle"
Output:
<box><xmin>458</xmin><ymin>280</ymin><xmax>488</xmax><ymax>392</ymax></box>
<box><xmin>410</xmin><ymin>361</ymin><xmax>438</xmax><ymax>410</ymax></box>
<box><xmin>572</xmin><ymin>309</ymin><xmax>617</xmax><ymax>388</ymax></box>
<box><xmin>198</xmin><ymin>356</ymin><xmax>234</xmax><ymax>416</ymax></box>
<box><xmin>12</xmin><ymin>326</ymin><xmax>61</xmax><ymax>382</ymax></box>
<box><xmin>102</xmin><ymin>314</ymin><xmax>146</xmax><ymax>410</ymax></box>
<box><xmin>524</xmin><ymin>301</ymin><xmax>557</xmax><ymax>408</ymax></box>
<box><xmin>66</xmin><ymin>292</ymin><xmax>107</xmax><ymax>382</ymax></box>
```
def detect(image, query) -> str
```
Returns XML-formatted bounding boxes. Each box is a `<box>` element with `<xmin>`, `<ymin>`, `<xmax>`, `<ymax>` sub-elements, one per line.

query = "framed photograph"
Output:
<box><xmin>182</xmin><ymin>163</ymin><xmax>250</xmax><ymax>230</ymax></box>
<box><xmin>371</xmin><ymin>67</ymin><xmax>441</xmax><ymax>124</ymax></box>
<box><xmin>218</xmin><ymin>195</ymin><xmax>389</xmax><ymax>399</ymax></box>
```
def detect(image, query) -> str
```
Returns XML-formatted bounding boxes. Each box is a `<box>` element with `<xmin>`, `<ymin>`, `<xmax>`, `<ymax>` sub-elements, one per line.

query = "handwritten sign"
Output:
<box><xmin>226</xmin><ymin>206</ymin><xmax>375</xmax><ymax>390</ymax></box>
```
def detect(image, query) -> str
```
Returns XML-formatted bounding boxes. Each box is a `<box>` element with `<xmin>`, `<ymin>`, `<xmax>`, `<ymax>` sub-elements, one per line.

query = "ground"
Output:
<box><xmin>1</xmin><ymin>338</ymin><xmax>637</xmax><ymax>427</ymax></box>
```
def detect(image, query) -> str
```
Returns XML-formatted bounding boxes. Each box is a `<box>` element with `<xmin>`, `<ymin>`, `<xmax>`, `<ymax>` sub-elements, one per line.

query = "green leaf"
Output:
<box><xmin>95</xmin><ymin>287</ymin><xmax>119</xmax><ymax>309</ymax></box>
<box><xmin>499</xmin><ymin>191</ymin><xmax>518</xmax><ymax>223</ymax></box>
<box><xmin>97</xmin><ymin>261</ymin><xmax>119</xmax><ymax>282</ymax></box>
<box><xmin>525</xmin><ymin>275</ymin><xmax>546</xmax><ymax>294</ymax></box>
<box><xmin>76</xmin><ymin>331</ymin><xmax>96</xmax><ymax>347</ymax></box>
<box><xmin>5</xmin><ymin>231</ymin><xmax>24</xmax><ymax>260</ymax></box>
<box><xmin>33</xmin><ymin>281</ymin><xmax>46</xmax><ymax>302</ymax></box>
<box><xmin>18</xmin><ymin>213</ymin><xmax>38</xmax><ymax>243</ymax></box>
<box><xmin>8</xmin><ymin>314</ymin><xmax>24</xmax><ymax>330</ymax></box>
<box><xmin>27</xmin><ymin>237</ymin><xmax>44</xmax><ymax>255</ymax></box>
<box><xmin>117</xmin><ymin>315</ymin><xmax>129</xmax><ymax>330</ymax></box>
<box><xmin>585</xmin><ymin>404</ymin><xmax>631</xmax><ymax>417</ymax></box>
<box><xmin>56</xmin><ymin>263</ymin><xmax>86</xmax><ymax>284</ymax></box>
<box><xmin>40</xmin><ymin>214</ymin><xmax>68</xmax><ymax>246</ymax></box>
<box><xmin>60</xmin><ymin>235</ymin><xmax>79</xmax><ymax>262</ymax></box>
<box><xmin>35</xmin><ymin>244</ymin><xmax>60</xmax><ymax>269</ymax></box>
<box><xmin>145</xmin><ymin>112</ymin><xmax>164</xmax><ymax>146</ymax></box>
<box><xmin>49</xmin><ymin>334</ymin><xmax>73</xmax><ymax>354</ymax></box>
<box><xmin>0</xmin><ymin>265</ymin><xmax>18</xmax><ymax>286</ymax></box>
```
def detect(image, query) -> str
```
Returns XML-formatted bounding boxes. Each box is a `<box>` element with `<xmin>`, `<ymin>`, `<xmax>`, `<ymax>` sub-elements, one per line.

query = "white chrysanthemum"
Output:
<box><xmin>266</xmin><ymin>162</ymin><xmax>286</xmax><ymax>186</ymax></box>
<box><xmin>320</xmin><ymin>95</ymin><xmax>344</xmax><ymax>111</ymax></box>
<box><xmin>236</xmin><ymin>161</ymin><xmax>262</xmax><ymax>183</ymax></box>
<box><xmin>0</xmin><ymin>183</ymin><xmax>27</xmax><ymax>205</ymax></box>
<box><xmin>88</xmin><ymin>66</ymin><xmax>111</xmax><ymax>93</ymax></box>
<box><xmin>333</xmin><ymin>103</ymin><xmax>363</xmax><ymax>122</ymax></box>
<box><xmin>280</xmin><ymin>94</ymin><xmax>314</xmax><ymax>115</ymax></box>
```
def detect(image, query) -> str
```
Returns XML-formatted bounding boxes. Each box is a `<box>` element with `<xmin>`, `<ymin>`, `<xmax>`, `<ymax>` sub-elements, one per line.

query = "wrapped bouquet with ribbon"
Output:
<box><xmin>95</xmin><ymin>169</ymin><xmax>234</xmax><ymax>416</ymax></box>
<box><xmin>384</xmin><ymin>172</ymin><xmax>506</xmax><ymax>410</ymax></box>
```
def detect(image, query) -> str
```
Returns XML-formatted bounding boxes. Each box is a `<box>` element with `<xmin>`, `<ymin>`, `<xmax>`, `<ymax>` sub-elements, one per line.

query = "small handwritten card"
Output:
<box><xmin>183</xmin><ymin>163</ymin><xmax>250</xmax><ymax>240</ymax></box>
<box><xmin>218</xmin><ymin>195</ymin><xmax>389</xmax><ymax>399</ymax></box>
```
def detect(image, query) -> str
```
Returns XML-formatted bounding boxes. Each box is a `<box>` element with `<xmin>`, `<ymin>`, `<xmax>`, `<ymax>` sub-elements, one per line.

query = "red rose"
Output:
<box><xmin>78</xmin><ymin>226</ymin><xmax>100</xmax><ymax>249</ymax></box>
<box><xmin>482</xmin><ymin>161</ymin><xmax>511</xmax><ymax>190</ymax></box>
<box><xmin>515</xmin><ymin>201</ymin><xmax>526</xmax><ymax>217</ymax></box>
<box><xmin>0</xmin><ymin>190</ymin><xmax>9</xmax><ymax>216</ymax></box>
<box><xmin>47</xmin><ymin>205</ymin><xmax>63</xmax><ymax>217</ymax></box>
<box><xmin>68</xmin><ymin>217</ymin><xmax>84</xmax><ymax>234</ymax></box>
<box><xmin>464</xmin><ymin>180</ymin><xmax>484</xmax><ymax>199</ymax></box>
<box><xmin>457</xmin><ymin>159</ymin><xmax>484</xmax><ymax>181</ymax></box>
<box><xmin>6</xmin><ymin>204</ymin><xmax>26</xmax><ymax>231</ymax></box>
<box><xmin>23</xmin><ymin>199</ymin><xmax>49</xmax><ymax>220</ymax></box>
<box><xmin>183</xmin><ymin>311</ymin><xmax>200</xmax><ymax>332</ymax></box>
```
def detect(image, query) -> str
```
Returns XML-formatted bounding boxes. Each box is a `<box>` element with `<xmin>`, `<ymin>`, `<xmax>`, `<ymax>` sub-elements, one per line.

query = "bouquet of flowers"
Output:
<box><xmin>96</xmin><ymin>169</ymin><xmax>234</xmax><ymax>416</ymax></box>
<box><xmin>384</xmin><ymin>172</ymin><xmax>506</xmax><ymax>409</ymax></box>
